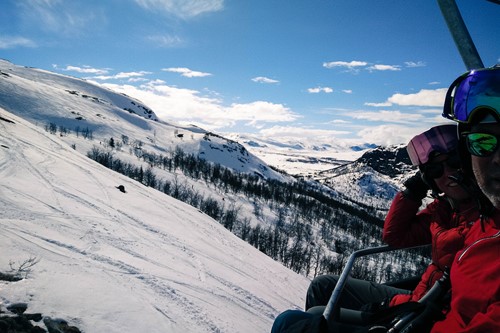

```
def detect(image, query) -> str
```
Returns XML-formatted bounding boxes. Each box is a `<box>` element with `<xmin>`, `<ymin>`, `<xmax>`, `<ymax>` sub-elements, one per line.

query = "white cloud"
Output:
<box><xmin>98</xmin><ymin>81</ymin><xmax>298</xmax><ymax>130</ymax></box>
<box><xmin>252</xmin><ymin>77</ymin><xmax>279</xmax><ymax>84</ymax></box>
<box><xmin>0</xmin><ymin>36</ymin><xmax>36</xmax><ymax>49</ymax></box>
<box><xmin>227</xmin><ymin>101</ymin><xmax>300</xmax><ymax>126</ymax></box>
<box><xmin>419</xmin><ymin>108</ymin><xmax>443</xmax><ymax>115</ymax></box>
<box><xmin>367</xmin><ymin>64</ymin><xmax>401</xmax><ymax>71</ymax></box>
<box><xmin>307</xmin><ymin>87</ymin><xmax>333</xmax><ymax>94</ymax></box>
<box><xmin>345</xmin><ymin>110</ymin><xmax>423</xmax><ymax>124</ymax></box>
<box><xmin>147</xmin><ymin>35</ymin><xmax>185</xmax><ymax>47</ymax></box>
<box><xmin>163</xmin><ymin>67</ymin><xmax>212</xmax><ymax>78</ymax></box>
<box><xmin>329</xmin><ymin>119</ymin><xmax>350</xmax><ymax>124</ymax></box>
<box><xmin>357</xmin><ymin>124</ymin><xmax>428</xmax><ymax>146</ymax></box>
<box><xmin>258</xmin><ymin>125</ymin><xmax>350</xmax><ymax>140</ymax></box>
<box><xmin>128</xmin><ymin>77</ymin><xmax>149</xmax><ymax>83</ymax></box>
<box><xmin>323</xmin><ymin>60</ymin><xmax>367</xmax><ymax>69</ymax></box>
<box><xmin>342</xmin><ymin>89</ymin><xmax>353</xmax><ymax>94</ymax></box>
<box><xmin>134</xmin><ymin>0</ymin><xmax>224</xmax><ymax>19</ymax></box>
<box><xmin>322</xmin><ymin>61</ymin><xmax>401</xmax><ymax>73</ymax></box>
<box><xmin>364</xmin><ymin>102</ymin><xmax>392</xmax><ymax>107</ymax></box>
<box><xmin>357</xmin><ymin>119</ymin><xmax>462</xmax><ymax>146</ymax></box>
<box><xmin>405</xmin><ymin>61</ymin><xmax>426</xmax><ymax>68</ymax></box>
<box><xmin>92</xmin><ymin>71</ymin><xmax>152</xmax><ymax>80</ymax></box>
<box><xmin>388</xmin><ymin>88</ymin><xmax>447</xmax><ymax>107</ymax></box>
<box><xmin>56</xmin><ymin>65</ymin><xmax>109</xmax><ymax>75</ymax></box>
<box><xmin>18</xmin><ymin>0</ymin><xmax>105</xmax><ymax>36</ymax></box>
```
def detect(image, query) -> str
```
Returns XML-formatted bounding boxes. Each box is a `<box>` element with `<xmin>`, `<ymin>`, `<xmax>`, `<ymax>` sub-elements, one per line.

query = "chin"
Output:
<box><xmin>483</xmin><ymin>190</ymin><xmax>500</xmax><ymax>210</ymax></box>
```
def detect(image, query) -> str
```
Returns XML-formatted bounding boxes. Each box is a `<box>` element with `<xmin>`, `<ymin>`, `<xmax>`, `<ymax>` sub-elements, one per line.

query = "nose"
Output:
<box><xmin>443</xmin><ymin>162</ymin><xmax>458</xmax><ymax>176</ymax></box>
<box><xmin>491</xmin><ymin>145</ymin><xmax>500</xmax><ymax>165</ymax></box>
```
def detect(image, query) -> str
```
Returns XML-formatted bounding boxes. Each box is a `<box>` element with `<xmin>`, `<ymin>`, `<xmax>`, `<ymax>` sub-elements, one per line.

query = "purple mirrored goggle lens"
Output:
<box><xmin>406</xmin><ymin>124</ymin><xmax>457</xmax><ymax>166</ymax></box>
<box><xmin>442</xmin><ymin>67</ymin><xmax>500</xmax><ymax>123</ymax></box>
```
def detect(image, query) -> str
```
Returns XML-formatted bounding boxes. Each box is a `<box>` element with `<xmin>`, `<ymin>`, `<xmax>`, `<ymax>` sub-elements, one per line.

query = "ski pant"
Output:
<box><xmin>271</xmin><ymin>276</ymin><xmax>412</xmax><ymax>333</ymax></box>
<box><xmin>305</xmin><ymin>274</ymin><xmax>411</xmax><ymax>311</ymax></box>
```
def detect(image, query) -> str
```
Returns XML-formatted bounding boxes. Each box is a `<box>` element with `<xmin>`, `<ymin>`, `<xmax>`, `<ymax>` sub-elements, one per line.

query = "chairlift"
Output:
<box><xmin>319</xmin><ymin>245</ymin><xmax>436</xmax><ymax>332</ymax></box>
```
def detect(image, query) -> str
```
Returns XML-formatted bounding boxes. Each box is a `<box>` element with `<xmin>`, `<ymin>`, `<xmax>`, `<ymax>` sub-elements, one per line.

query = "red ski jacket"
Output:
<box><xmin>382</xmin><ymin>192</ymin><xmax>479</xmax><ymax>306</ymax></box>
<box><xmin>430</xmin><ymin>210</ymin><xmax>500</xmax><ymax>332</ymax></box>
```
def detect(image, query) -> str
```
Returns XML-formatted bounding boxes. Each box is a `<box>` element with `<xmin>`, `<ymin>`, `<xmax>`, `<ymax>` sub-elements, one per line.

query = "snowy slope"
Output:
<box><xmin>0</xmin><ymin>59</ymin><xmax>288</xmax><ymax>183</ymax></box>
<box><xmin>0</xmin><ymin>109</ymin><xmax>309</xmax><ymax>333</ymax></box>
<box><xmin>226</xmin><ymin>132</ymin><xmax>369</xmax><ymax>177</ymax></box>
<box><xmin>314</xmin><ymin>145</ymin><xmax>416</xmax><ymax>217</ymax></box>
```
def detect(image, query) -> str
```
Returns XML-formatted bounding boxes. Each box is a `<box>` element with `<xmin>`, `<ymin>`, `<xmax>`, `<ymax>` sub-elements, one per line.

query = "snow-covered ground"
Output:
<box><xmin>0</xmin><ymin>109</ymin><xmax>310</xmax><ymax>333</ymax></box>
<box><xmin>226</xmin><ymin>133</ymin><xmax>366</xmax><ymax>177</ymax></box>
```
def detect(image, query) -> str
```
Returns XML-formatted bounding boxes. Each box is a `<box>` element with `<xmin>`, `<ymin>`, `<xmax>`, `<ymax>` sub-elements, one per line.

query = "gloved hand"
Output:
<box><xmin>360</xmin><ymin>298</ymin><xmax>392</xmax><ymax>313</ymax></box>
<box><xmin>402</xmin><ymin>171</ymin><xmax>429</xmax><ymax>201</ymax></box>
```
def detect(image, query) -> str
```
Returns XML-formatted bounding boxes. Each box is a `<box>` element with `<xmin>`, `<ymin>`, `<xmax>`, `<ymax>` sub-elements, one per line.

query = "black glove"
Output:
<box><xmin>360</xmin><ymin>298</ymin><xmax>391</xmax><ymax>313</ymax></box>
<box><xmin>402</xmin><ymin>171</ymin><xmax>429</xmax><ymax>201</ymax></box>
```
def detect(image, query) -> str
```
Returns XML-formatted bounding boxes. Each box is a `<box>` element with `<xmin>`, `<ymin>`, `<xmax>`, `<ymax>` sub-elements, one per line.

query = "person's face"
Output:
<box><xmin>470</xmin><ymin>122</ymin><xmax>500</xmax><ymax>209</ymax></box>
<box><xmin>428</xmin><ymin>154</ymin><xmax>470</xmax><ymax>201</ymax></box>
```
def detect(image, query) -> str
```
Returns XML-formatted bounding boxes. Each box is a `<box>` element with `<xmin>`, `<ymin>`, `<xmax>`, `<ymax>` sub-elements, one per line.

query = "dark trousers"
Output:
<box><xmin>271</xmin><ymin>276</ymin><xmax>412</xmax><ymax>333</ymax></box>
<box><xmin>306</xmin><ymin>275</ymin><xmax>411</xmax><ymax>311</ymax></box>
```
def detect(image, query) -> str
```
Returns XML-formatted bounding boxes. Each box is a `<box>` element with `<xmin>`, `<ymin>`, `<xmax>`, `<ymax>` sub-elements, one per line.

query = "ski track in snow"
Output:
<box><xmin>1</xmin><ymin>104</ymin><xmax>310</xmax><ymax>332</ymax></box>
<box><xmin>2</xmin><ymin>121</ymin><xmax>221</xmax><ymax>330</ymax></box>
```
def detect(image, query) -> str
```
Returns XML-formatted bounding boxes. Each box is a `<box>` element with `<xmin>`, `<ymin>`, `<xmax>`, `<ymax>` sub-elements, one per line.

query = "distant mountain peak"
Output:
<box><xmin>357</xmin><ymin>144</ymin><xmax>413</xmax><ymax>178</ymax></box>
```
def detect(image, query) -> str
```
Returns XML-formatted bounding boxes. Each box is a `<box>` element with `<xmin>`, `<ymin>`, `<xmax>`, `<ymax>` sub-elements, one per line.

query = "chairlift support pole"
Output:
<box><xmin>437</xmin><ymin>0</ymin><xmax>484</xmax><ymax>70</ymax></box>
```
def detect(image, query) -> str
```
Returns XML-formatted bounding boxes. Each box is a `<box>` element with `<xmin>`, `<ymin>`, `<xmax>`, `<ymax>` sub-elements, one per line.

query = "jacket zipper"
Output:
<box><xmin>457</xmin><ymin>230</ymin><xmax>500</xmax><ymax>263</ymax></box>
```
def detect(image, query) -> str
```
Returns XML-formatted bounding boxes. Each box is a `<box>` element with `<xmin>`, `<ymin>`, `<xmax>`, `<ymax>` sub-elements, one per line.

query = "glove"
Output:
<box><xmin>360</xmin><ymin>298</ymin><xmax>391</xmax><ymax>313</ymax></box>
<box><xmin>402</xmin><ymin>171</ymin><xmax>429</xmax><ymax>201</ymax></box>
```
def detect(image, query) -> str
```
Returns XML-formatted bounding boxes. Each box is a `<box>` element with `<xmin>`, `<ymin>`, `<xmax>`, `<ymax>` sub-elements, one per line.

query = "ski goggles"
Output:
<box><xmin>406</xmin><ymin>124</ymin><xmax>458</xmax><ymax>166</ymax></box>
<box><xmin>422</xmin><ymin>153</ymin><xmax>461</xmax><ymax>179</ymax></box>
<box><xmin>442</xmin><ymin>67</ymin><xmax>500</xmax><ymax>123</ymax></box>
<box><xmin>465</xmin><ymin>132</ymin><xmax>500</xmax><ymax>157</ymax></box>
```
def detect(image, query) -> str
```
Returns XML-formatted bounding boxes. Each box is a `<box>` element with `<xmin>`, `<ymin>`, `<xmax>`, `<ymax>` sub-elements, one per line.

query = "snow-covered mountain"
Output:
<box><xmin>0</xmin><ymin>59</ymin><xmax>288</xmax><ymax>183</ymax></box>
<box><xmin>0</xmin><ymin>59</ymin><xmax>419</xmax><ymax>332</ymax></box>
<box><xmin>314</xmin><ymin>145</ymin><xmax>416</xmax><ymax>217</ymax></box>
<box><xmin>226</xmin><ymin>132</ymin><xmax>375</xmax><ymax>177</ymax></box>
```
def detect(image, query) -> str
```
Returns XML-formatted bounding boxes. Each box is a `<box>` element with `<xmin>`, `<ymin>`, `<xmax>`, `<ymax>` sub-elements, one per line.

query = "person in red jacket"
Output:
<box><xmin>271</xmin><ymin>124</ymin><xmax>481</xmax><ymax>333</ymax></box>
<box><xmin>429</xmin><ymin>65</ymin><xmax>500</xmax><ymax>332</ymax></box>
<box><xmin>383</xmin><ymin>123</ymin><xmax>480</xmax><ymax>307</ymax></box>
<box><xmin>304</xmin><ymin>124</ymin><xmax>479</xmax><ymax>313</ymax></box>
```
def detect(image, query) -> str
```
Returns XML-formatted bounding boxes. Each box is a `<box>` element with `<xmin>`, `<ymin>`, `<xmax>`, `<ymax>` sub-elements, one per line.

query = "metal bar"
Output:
<box><xmin>323</xmin><ymin>245</ymin><xmax>392</xmax><ymax>324</ymax></box>
<box><xmin>323</xmin><ymin>244</ymin><xmax>430</xmax><ymax>325</ymax></box>
<box><xmin>437</xmin><ymin>0</ymin><xmax>484</xmax><ymax>70</ymax></box>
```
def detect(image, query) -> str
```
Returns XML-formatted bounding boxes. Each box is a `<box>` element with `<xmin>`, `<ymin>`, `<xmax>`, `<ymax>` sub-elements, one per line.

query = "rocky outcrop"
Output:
<box><xmin>0</xmin><ymin>303</ymin><xmax>82</xmax><ymax>333</ymax></box>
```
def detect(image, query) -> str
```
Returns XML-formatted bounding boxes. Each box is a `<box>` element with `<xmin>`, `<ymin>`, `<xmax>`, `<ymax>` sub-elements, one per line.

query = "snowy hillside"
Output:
<box><xmin>314</xmin><ymin>145</ymin><xmax>415</xmax><ymax>217</ymax></box>
<box><xmin>226</xmin><ymin>132</ymin><xmax>372</xmax><ymax>177</ymax></box>
<box><xmin>0</xmin><ymin>59</ymin><xmax>288</xmax><ymax>183</ymax></box>
<box><xmin>0</xmin><ymin>109</ymin><xmax>310</xmax><ymax>333</ymax></box>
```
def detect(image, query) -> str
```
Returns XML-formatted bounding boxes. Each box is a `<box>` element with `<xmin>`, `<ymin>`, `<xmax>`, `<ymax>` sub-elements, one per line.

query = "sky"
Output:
<box><xmin>1</xmin><ymin>0</ymin><xmax>499</xmax><ymax>146</ymax></box>
<box><xmin>0</xmin><ymin>106</ymin><xmax>311</xmax><ymax>333</ymax></box>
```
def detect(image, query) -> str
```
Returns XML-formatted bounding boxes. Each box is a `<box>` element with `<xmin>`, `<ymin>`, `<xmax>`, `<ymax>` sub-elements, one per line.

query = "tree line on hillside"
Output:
<box><xmin>44</xmin><ymin>123</ymin><xmax>429</xmax><ymax>281</ymax></box>
<box><xmin>87</xmin><ymin>141</ymin><xmax>428</xmax><ymax>281</ymax></box>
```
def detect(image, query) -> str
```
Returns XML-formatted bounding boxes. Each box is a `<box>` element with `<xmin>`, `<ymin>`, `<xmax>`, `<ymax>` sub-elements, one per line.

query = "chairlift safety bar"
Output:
<box><xmin>323</xmin><ymin>244</ymin><xmax>431</xmax><ymax>325</ymax></box>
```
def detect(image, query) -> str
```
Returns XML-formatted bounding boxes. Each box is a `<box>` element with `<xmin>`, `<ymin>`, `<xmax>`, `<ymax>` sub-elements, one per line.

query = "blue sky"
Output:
<box><xmin>1</xmin><ymin>0</ymin><xmax>499</xmax><ymax>146</ymax></box>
